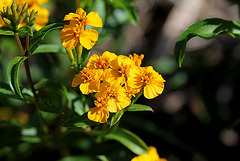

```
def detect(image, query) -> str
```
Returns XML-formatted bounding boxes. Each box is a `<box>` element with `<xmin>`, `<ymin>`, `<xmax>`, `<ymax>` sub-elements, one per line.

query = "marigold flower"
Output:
<box><xmin>129</xmin><ymin>53</ymin><xmax>144</xmax><ymax>67</ymax></box>
<box><xmin>64</xmin><ymin>8</ymin><xmax>102</xmax><ymax>28</ymax></box>
<box><xmin>71</xmin><ymin>67</ymin><xmax>102</xmax><ymax>94</ymax></box>
<box><xmin>88</xmin><ymin>97</ymin><xmax>109</xmax><ymax>123</ymax></box>
<box><xmin>96</xmin><ymin>82</ymin><xmax>131</xmax><ymax>113</ymax></box>
<box><xmin>87</xmin><ymin>51</ymin><xmax>117</xmax><ymax>70</ymax></box>
<box><xmin>128</xmin><ymin>66</ymin><xmax>165</xmax><ymax>99</ymax></box>
<box><xmin>131</xmin><ymin>146</ymin><xmax>167</xmax><ymax>161</ymax></box>
<box><xmin>60</xmin><ymin>20</ymin><xmax>98</xmax><ymax>50</ymax></box>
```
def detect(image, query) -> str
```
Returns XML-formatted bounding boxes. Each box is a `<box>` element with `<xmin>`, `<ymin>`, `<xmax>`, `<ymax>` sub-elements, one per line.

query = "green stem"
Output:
<box><xmin>14</xmin><ymin>33</ymin><xmax>48</xmax><ymax>134</ymax></box>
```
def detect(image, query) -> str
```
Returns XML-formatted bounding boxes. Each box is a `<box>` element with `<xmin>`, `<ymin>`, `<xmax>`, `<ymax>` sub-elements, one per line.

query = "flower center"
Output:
<box><xmin>81</xmin><ymin>69</ymin><xmax>95</xmax><ymax>83</ymax></box>
<box><xmin>72</xmin><ymin>24</ymin><xmax>84</xmax><ymax>38</ymax></box>
<box><xmin>141</xmin><ymin>73</ymin><xmax>153</xmax><ymax>85</ymax></box>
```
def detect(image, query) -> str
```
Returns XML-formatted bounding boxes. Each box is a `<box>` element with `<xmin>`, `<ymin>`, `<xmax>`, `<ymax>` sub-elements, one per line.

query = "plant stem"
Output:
<box><xmin>14</xmin><ymin>33</ymin><xmax>48</xmax><ymax>134</ymax></box>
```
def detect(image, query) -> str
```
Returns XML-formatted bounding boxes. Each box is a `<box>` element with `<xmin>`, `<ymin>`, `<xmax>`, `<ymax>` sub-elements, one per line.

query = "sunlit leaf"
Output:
<box><xmin>104</xmin><ymin>127</ymin><xmax>148</xmax><ymax>155</ymax></box>
<box><xmin>110</xmin><ymin>110</ymin><xmax>124</xmax><ymax>126</ymax></box>
<box><xmin>29</xmin><ymin>23</ymin><xmax>64</xmax><ymax>55</ymax></box>
<box><xmin>125</xmin><ymin>104</ymin><xmax>153</xmax><ymax>112</ymax></box>
<box><xmin>0</xmin><ymin>29</ymin><xmax>14</xmax><ymax>35</ymax></box>
<box><xmin>32</xmin><ymin>44</ymin><xmax>66</xmax><ymax>55</ymax></box>
<box><xmin>174</xmin><ymin>18</ymin><xmax>240</xmax><ymax>67</ymax></box>
<box><xmin>7</xmin><ymin>56</ymin><xmax>27</xmax><ymax>98</ymax></box>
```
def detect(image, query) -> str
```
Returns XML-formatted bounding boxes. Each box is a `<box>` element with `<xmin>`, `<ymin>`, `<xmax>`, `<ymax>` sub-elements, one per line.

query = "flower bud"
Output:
<box><xmin>17</xmin><ymin>4</ymin><xmax>22</xmax><ymax>16</ymax></box>
<box><xmin>3</xmin><ymin>17</ymin><xmax>13</xmax><ymax>29</ymax></box>
<box><xmin>11</xmin><ymin>1</ymin><xmax>18</xmax><ymax>21</ymax></box>
<box><xmin>25</xmin><ymin>9</ymin><xmax>30</xmax><ymax>24</ymax></box>
<box><xmin>6</xmin><ymin>6</ymin><xmax>12</xmax><ymax>17</ymax></box>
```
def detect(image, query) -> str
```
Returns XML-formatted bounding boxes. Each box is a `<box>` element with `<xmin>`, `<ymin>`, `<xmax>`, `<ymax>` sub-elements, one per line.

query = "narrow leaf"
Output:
<box><xmin>7</xmin><ymin>56</ymin><xmax>27</xmax><ymax>98</ymax></box>
<box><xmin>29</xmin><ymin>23</ymin><xmax>64</xmax><ymax>55</ymax></box>
<box><xmin>17</xmin><ymin>26</ymin><xmax>33</xmax><ymax>36</ymax></box>
<box><xmin>174</xmin><ymin>18</ymin><xmax>240</xmax><ymax>67</ymax></box>
<box><xmin>0</xmin><ymin>82</ymin><xmax>23</xmax><ymax>100</ymax></box>
<box><xmin>63</xmin><ymin>113</ymin><xmax>98</xmax><ymax>128</ymax></box>
<box><xmin>110</xmin><ymin>110</ymin><xmax>124</xmax><ymax>126</ymax></box>
<box><xmin>126</xmin><ymin>104</ymin><xmax>153</xmax><ymax>112</ymax></box>
<box><xmin>104</xmin><ymin>127</ymin><xmax>148</xmax><ymax>155</ymax></box>
<box><xmin>0</xmin><ymin>29</ymin><xmax>14</xmax><ymax>35</ymax></box>
<box><xmin>32</xmin><ymin>44</ymin><xmax>66</xmax><ymax>55</ymax></box>
<box><xmin>80</xmin><ymin>48</ymin><xmax>90</xmax><ymax>66</ymax></box>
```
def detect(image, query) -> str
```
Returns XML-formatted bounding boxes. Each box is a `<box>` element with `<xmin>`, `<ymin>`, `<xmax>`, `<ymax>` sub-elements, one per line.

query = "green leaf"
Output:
<box><xmin>63</xmin><ymin>113</ymin><xmax>98</xmax><ymax>128</ymax></box>
<box><xmin>126</xmin><ymin>104</ymin><xmax>153</xmax><ymax>112</ymax></box>
<box><xmin>97</xmin><ymin>155</ymin><xmax>111</xmax><ymax>161</ymax></box>
<box><xmin>7</xmin><ymin>56</ymin><xmax>27</xmax><ymax>98</ymax></box>
<box><xmin>0</xmin><ymin>82</ymin><xmax>23</xmax><ymax>100</ymax></box>
<box><xmin>58</xmin><ymin>156</ymin><xmax>96</xmax><ymax>161</ymax></box>
<box><xmin>110</xmin><ymin>110</ymin><xmax>124</xmax><ymax>126</ymax></box>
<box><xmin>80</xmin><ymin>48</ymin><xmax>90</xmax><ymax>66</ymax></box>
<box><xmin>32</xmin><ymin>44</ymin><xmax>66</xmax><ymax>55</ymax></box>
<box><xmin>174</xmin><ymin>18</ymin><xmax>240</xmax><ymax>67</ymax></box>
<box><xmin>0</xmin><ymin>29</ymin><xmax>14</xmax><ymax>35</ymax></box>
<box><xmin>29</xmin><ymin>23</ymin><xmax>64</xmax><ymax>55</ymax></box>
<box><xmin>104</xmin><ymin>127</ymin><xmax>148</xmax><ymax>155</ymax></box>
<box><xmin>17</xmin><ymin>26</ymin><xmax>33</xmax><ymax>36</ymax></box>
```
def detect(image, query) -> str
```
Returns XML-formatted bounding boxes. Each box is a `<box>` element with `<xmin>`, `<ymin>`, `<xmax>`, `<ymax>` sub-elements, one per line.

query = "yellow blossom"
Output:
<box><xmin>88</xmin><ymin>97</ymin><xmax>109</xmax><ymax>123</ymax></box>
<box><xmin>129</xmin><ymin>53</ymin><xmax>144</xmax><ymax>67</ymax></box>
<box><xmin>60</xmin><ymin>20</ymin><xmax>98</xmax><ymax>50</ymax></box>
<box><xmin>131</xmin><ymin>146</ymin><xmax>167</xmax><ymax>161</ymax></box>
<box><xmin>87</xmin><ymin>51</ymin><xmax>117</xmax><ymax>70</ymax></box>
<box><xmin>64</xmin><ymin>8</ymin><xmax>102</xmax><ymax>28</ymax></box>
<box><xmin>71</xmin><ymin>67</ymin><xmax>102</xmax><ymax>94</ymax></box>
<box><xmin>96</xmin><ymin>82</ymin><xmax>131</xmax><ymax>113</ymax></box>
<box><xmin>128</xmin><ymin>66</ymin><xmax>165</xmax><ymax>99</ymax></box>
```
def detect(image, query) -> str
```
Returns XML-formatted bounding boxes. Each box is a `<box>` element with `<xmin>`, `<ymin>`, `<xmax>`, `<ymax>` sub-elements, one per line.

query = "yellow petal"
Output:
<box><xmin>64</xmin><ymin>13</ymin><xmax>80</xmax><ymax>21</ymax></box>
<box><xmin>60</xmin><ymin>24</ymin><xmax>79</xmax><ymax>50</ymax></box>
<box><xmin>71</xmin><ymin>73</ymin><xmax>83</xmax><ymax>87</ymax></box>
<box><xmin>33</xmin><ymin>7</ymin><xmax>49</xmax><ymax>31</ymax></box>
<box><xmin>88</xmin><ymin>107</ymin><xmax>109</xmax><ymax>123</ymax></box>
<box><xmin>86</xmin><ymin>12</ymin><xmax>103</xmax><ymax>27</ymax></box>
<box><xmin>75</xmin><ymin>8</ymin><xmax>86</xmax><ymax>17</ymax></box>
<box><xmin>88</xmin><ymin>80</ymin><xmax>100</xmax><ymax>93</ymax></box>
<box><xmin>80</xmin><ymin>83</ymin><xmax>90</xmax><ymax>94</ymax></box>
<box><xmin>102</xmin><ymin>51</ymin><xmax>117</xmax><ymax>62</ymax></box>
<box><xmin>143</xmin><ymin>83</ymin><xmax>162</xmax><ymax>99</ymax></box>
<box><xmin>87</xmin><ymin>54</ymin><xmax>99</xmax><ymax>68</ymax></box>
<box><xmin>80</xmin><ymin>29</ymin><xmax>98</xmax><ymax>50</ymax></box>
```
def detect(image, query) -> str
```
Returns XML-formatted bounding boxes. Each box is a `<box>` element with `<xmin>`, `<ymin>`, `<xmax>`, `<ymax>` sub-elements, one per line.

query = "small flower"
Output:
<box><xmin>88</xmin><ymin>97</ymin><xmax>109</xmax><ymax>123</ymax></box>
<box><xmin>60</xmin><ymin>20</ymin><xmax>98</xmax><ymax>50</ymax></box>
<box><xmin>128</xmin><ymin>66</ymin><xmax>165</xmax><ymax>99</ymax></box>
<box><xmin>96</xmin><ymin>82</ymin><xmax>131</xmax><ymax>113</ymax></box>
<box><xmin>131</xmin><ymin>146</ymin><xmax>167</xmax><ymax>161</ymax></box>
<box><xmin>64</xmin><ymin>8</ymin><xmax>102</xmax><ymax>28</ymax></box>
<box><xmin>129</xmin><ymin>53</ymin><xmax>144</xmax><ymax>67</ymax></box>
<box><xmin>87</xmin><ymin>51</ymin><xmax>117</xmax><ymax>70</ymax></box>
<box><xmin>71</xmin><ymin>67</ymin><xmax>102</xmax><ymax>94</ymax></box>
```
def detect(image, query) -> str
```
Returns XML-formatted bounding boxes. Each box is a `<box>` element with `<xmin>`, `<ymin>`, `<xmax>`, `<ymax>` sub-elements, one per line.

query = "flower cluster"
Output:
<box><xmin>60</xmin><ymin>8</ymin><xmax>102</xmax><ymax>50</ymax></box>
<box><xmin>0</xmin><ymin>0</ymin><xmax>49</xmax><ymax>30</ymax></box>
<box><xmin>131</xmin><ymin>146</ymin><xmax>167</xmax><ymax>161</ymax></box>
<box><xmin>72</xmin><ymin>51</ymin><xmax>165</xmax><ymax>123</ymax></box>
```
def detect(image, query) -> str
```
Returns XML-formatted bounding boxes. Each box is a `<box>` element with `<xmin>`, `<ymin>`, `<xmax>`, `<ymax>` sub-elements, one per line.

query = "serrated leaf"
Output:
<box><xmin>110</xmin><ymin>110</ymin><xmax>124</xmax><ymax>126</ymax></box>
<box><xmin>29</xmin><ymin>23</ymin><xmax>64</xmax><ymax>55</ymax></box>
<box><xmin>174</xmin><ymin>18</ymin><xmax>240</xmax><ymax>67</ymax></box>
<box><xmin>0</xmin><ymin>29</ymin><xmax>14</xmax><ymax>35</ymax></box>
<box><xmin>17</xmin><ymin>26</ymin><xmax>33</xmax><ymax>36</ymax></box>
<box><xmin>126</xmin><ymin>104</ymin><xmax>153</xmax><ymax>112</ymax></box>
<box><xmin>104</xmin><ymin>127</ymin><xmax>148</xmax><ymax>155</ymax></box>
<box><xmin>7</xmin><ymin>56</ymin><xmax>27</xmax><ymax>98</ymax></box>
<box><xmin>32</xmin><ymin>44</ymin><xmax>66</xmax><ymax>55</ymax></box>
<box><xmin>63</xmin><ymin>113</ymin><xmax>98</xmax><ymax>128</ymax></box>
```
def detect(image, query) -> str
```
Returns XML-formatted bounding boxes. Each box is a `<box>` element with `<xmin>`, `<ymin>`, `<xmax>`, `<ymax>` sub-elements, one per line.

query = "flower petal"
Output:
<box><xmin>80</xmin><ymin>83</ymin><xmax>90</xmax><ymax>94</ymax></box>
<box><xmin>71</xmin><ymin>73</ymin><xmax>83</xmax><ymax>87</ymax></box>
<box><xmin>80</xmin><ymin>29</ymin><xmax>98</xmax><ymax>50</ymax></box>
<box><xmin>86</xmin><ymin>12</ymin><xmax>103</xmax><ymax>27</ymax></box>
<box><xmin>88</xmin><ymin>107</ymin><xmax>109</xmax><ymax>123</ymax></box>
<box><xmin>64</xmin><ymin>13</ymin><xmax>80</xmax><ymax>21</ymax></box>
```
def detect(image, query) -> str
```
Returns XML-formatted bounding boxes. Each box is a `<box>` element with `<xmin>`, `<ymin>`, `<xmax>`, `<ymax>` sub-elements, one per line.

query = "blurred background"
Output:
<box><xmin>1</xmin><ymin>0</ymin><xmax>240</xmax><ymax>160</ymax></box>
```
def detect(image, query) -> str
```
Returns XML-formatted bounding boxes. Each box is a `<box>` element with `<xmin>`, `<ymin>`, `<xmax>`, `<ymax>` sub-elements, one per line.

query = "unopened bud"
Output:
<box><xmin>25</xmin><ymin>9</ymin><xmax>30</xmax><ymax>24</ymax></box>
<box><xmin>6</xmin><ymin>6</ymin><xmax>12</xmax><ymax>17</ymax></box>
<box><xmin>22</xmin><ymin>3</ymin><xmax>28</xmax><ymax>13</ymax></box>
<box><xmin>11</xmin><ymin>1</ymin><xmax>18</xmax><ymax>21</ymax></box>
<box><xmin>29</xmin><ymin>9</ymin><xmax>35</xmax><ymax>21</ymax></box>
<box><xmin>17</xmin><ymin>4</ymin><xmax>22</xmax><ymax>16</ymax></box>
<box><xmin>3</xmin><ymin>7</ymin><xmax>7</xmax><ymax>14</ymax></box>
<box><xmin>3</xmin><ymin>17</ymin><xmax>13</xmax><ymax>29</ymax></box>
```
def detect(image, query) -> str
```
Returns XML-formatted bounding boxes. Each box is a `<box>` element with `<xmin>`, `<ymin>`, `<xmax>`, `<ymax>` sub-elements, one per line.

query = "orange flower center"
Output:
<box><xmin>95</xmin><ymin>57</ymin><xmax>110</xmax><ymax>69</ymax></box>
<box><xmin>141</xmin><ymin>72</ymin><xmax>153</xmax><ymax>85</ymax></box>
<box><xmin>81</xmin><ymin>69</ymin><xmax>95</xmax><ymax>83</ymax></box>
<box><xmin>95</xmin><ymin>97</ymin><xmax>108</xmax><ymax>108</ymax></box>
<box><xmin>72</xmin><ymin>24</ymin><xmax>84</xmax><ymax>38</ymax></box>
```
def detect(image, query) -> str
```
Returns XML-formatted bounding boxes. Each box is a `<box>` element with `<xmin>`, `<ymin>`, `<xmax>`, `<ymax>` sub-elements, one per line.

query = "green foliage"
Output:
<box><xmin>7</xmin><ymin>56</ymin><xmax>27</xmax><ymax>98</ymax></box>
<box><xmin>29</xmin><ymin>23</ymin><xmax>64</xmax><ymax>55</ymax></box>
<box><xmin>17</xmin><ymin>26</ymin><xmax>33</xmax><ymax>36</ymax></box>
<box><xmin>104</xmin><ymin>127</ymin><xmax>149</xmax><ymax>155</ymax></box>
<box><xmin>174</xmin><ymin>18</ymin><xmax>240</xmax><ymax>67</ymax></box>
<box><xmin>0</xmin><ymin>29</ymin><xmax>14</xmax><ymax>35</ymax></box>
<box><xmin>63</xmin><ymin>113</ymin><xmax>98</xmax><ymax>128</ymax></box>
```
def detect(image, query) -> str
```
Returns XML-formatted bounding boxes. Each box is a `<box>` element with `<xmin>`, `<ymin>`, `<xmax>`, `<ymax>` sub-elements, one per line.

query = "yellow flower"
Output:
<box><xmin>60</xmin><ymin>20</ymin><xmax>98</xmax><ymax>50</ymax></box>
<box><xmin>128</xmin><ymin>66</ymin><xmax>165</xmax><ymax>99</ymax></box>
<box><xmin>64</xmin><ymin>8</ymin><xmax>102</xmax><ymax>28</ymax></box>
<box><xmin>96</xmin><ymin>82</ymin><xmax>131</xmax><ymax>113</ymax></box>
<box><xmin>131</xmin><ymin>146</ymin><xmax>167</xmax><ymax>161</ymax></box>
<box><xmin>18</xmin><ymin>0</ymin><xmax>49</xmax><ymax>30</ymax></box>
<box><xmin>129</xmin><ymin>53</ymin><xmax>144</xmax><ymax>67</ymax></box>
<box><xmin>88</xmin><ymin>97</ymin><xmax>109</xmax><ymax>123</ymax></box>
<box><xmin>71</xmin><ymin>67</ymin><xmax>102</xmax><ymax>94</ymax></box>
<box><xmin>87</xmin><ymin>51</ymin><xmax>117</xmax><ymax>70</ymax></box>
